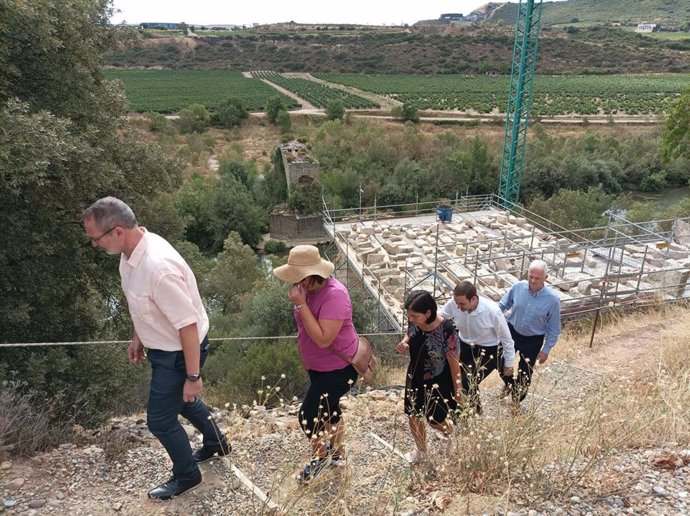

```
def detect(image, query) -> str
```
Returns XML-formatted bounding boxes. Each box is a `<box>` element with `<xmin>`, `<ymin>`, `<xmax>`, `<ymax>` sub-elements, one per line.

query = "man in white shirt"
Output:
<box><xmin>440</xmin><ymin>280</ymin><xmax>515</xmax><ymax>414</ymax></box>
<box><xmin>83</xmin><ymin>197</ymin><xmax>229</xmax><ymax>500</ymax></box>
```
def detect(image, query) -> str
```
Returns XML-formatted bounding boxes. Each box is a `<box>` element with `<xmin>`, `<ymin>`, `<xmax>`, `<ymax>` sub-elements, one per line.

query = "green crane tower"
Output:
<box><xmin>498</xmin><ymin>0</ymin><xmax>543</xmax><ymax>208</ymax></box>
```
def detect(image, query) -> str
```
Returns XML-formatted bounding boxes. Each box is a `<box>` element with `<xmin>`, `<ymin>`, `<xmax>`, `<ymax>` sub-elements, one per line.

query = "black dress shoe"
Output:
<box><xmin>192</xmin><ymin>439</ymin><xmax>231</xmax><ymax>463</ymax></box>
<box><xmin>147</xmin><ymin>473</ymin><xmax>202</xmax><ymax>500</ymax></box>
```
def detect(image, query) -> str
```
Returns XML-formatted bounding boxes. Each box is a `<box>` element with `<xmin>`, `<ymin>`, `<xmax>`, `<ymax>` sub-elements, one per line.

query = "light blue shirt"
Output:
<box><xmin>499</xmin><ymin>281</ymin><xmax>561</xmax><ymax>355</ymax></box>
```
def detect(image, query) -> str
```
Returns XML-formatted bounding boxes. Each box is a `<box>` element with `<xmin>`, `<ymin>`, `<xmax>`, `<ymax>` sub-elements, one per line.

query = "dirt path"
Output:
<box><xmin>1</xmin><ymin>311</ymin><xmax>687</xmax><ymax>515</ymax></box>
<box><xmin>287</xmin><ymin>72</ymin><xmax>401</xmax><ymax>110</ymax></box>
<box><xmin>254</xmin><ymin>78</ymin><xmax>317</xmax><ymax>111</ymax></box>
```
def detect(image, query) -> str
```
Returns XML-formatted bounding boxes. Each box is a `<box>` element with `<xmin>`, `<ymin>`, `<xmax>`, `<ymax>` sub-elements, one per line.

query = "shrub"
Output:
<box><xmin>276</xmin><ymin>109</ymin><xmax>292</xmax><ymax>133</ymax></box>
<box><xmin>264</xmin><ymin>239</ymin><xmax>287</xmax><ymax>254</ymax></box>
<box><xmin>325</xmin><ymin>99</ymin><xmax>345</xmax><ymax>121</ymax></box>
<box><xmin>177</xmin><ymin>103</ymin><xmax>210</xmax><ymax>134</ymax></box>
<box><xmin>211</xmin><ymin>97</ymin><xmax>248</xmax><ymax>129</ymax></box>
<box><xmin>146</xmin><ymin>112</ymin><xmax>176</xmax><ymax>135</ymax></box>
<box><xmin>287</xmin><ymin>182</ymin><xmax>322</xmax><ymax>215</ymax></box>
<box><xmin>0</xmin><ymin>376</ymin><xmax>63</xmax><ymax>457</ymax></box>
<box><xmin>265</xmin><ymin>96</ymin><xmax>286</xmax><ymax>124</ymax></box>
<box><xmin>206</xmin><ymin>340</ymin><xmax>306</xmax><ymax>406</ymax></box>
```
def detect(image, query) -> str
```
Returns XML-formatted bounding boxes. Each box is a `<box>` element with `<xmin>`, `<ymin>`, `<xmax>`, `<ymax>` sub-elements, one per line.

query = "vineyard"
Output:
<box><xmin>314</xmin><ymin>73</ymin><xmax>689</xmax><ymax>115</ymax></box>
<box><xmin>252</xmin><ymin>71</ymin><xmax>379</xmax><ymax>109</ymax></box>
<box><xmin>104</xmin><ymin>69</ymin><xmax>297</xmax><ymax>113</ymax></box>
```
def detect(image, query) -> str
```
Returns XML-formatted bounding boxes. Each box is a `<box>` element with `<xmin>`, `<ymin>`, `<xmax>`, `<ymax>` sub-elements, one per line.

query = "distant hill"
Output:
<box><xmin>107</xmin><ymin>26</ymin><xmax>690</xmax><ymax>74</ymax></box>
<box><xmin>486</xmin><ymin>0</ymin><xmax>690</xmax><ymax>29</ymax></box>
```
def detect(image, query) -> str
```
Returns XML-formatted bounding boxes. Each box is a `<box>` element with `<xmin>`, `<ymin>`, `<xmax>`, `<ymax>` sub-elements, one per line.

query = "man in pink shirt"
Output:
<box><xmin>83</xmin><ymin>197</ymin><xmax>228</xmax><ymax>500</ymax></box>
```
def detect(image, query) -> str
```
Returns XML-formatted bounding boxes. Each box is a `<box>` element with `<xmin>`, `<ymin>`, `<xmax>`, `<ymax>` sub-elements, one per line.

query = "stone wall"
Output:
<box><xmin>279</xmin><ymin>141</ymin><xmax>320</xmax><ymax>194</ymax></box>
<box><xmin>269</xmin><ymin>212</ymin><xmax>324</xmax><ymax>242</ymax></box>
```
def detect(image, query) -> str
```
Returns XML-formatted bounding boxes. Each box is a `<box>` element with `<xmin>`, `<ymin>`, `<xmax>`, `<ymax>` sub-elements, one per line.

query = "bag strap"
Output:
<box><xmin>326</xmin><ymin>339</ymin><xmax>356</xmax><ymax>364</ymax></box>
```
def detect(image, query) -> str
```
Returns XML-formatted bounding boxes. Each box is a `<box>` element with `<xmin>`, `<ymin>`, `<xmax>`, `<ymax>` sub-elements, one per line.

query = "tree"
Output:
<box><xmin>402</xmin><ymin>103</ymin><xmax>420</xmax><ymax>123</ymax></box>
<box><xmin>176</xmin><ymin>172</ymin><xmax>267</xmax><ymax>252</ymax></box>
<box><xmin>287</xmin><ymin>182</ymin><xmax>322</xmax><ymax>215</ymax></box>
<box><xmin>276</xmin><ymin>109</ymin><xmax>292</xmax><ymax>133</ymax></box>
<box><xmin>325</xmin><ymin>99</ymin><xmax>345</xmax><ymax>121</ymax></box>
<box><xmin>527</xmin><ymin>187</ymin><xmax>614</xmax><ymax>229</ymax></box>
<box><xmin>261</xmin><ymin>147</ymin><xmax>289</xmax><ymax>210</ymax></box>
<box><xmin>147</xmin><ymin>112</ymin><xmax>176</xmax><ymax>135</ymax></box>
<box><xmin>0</xmin><ymin>1</ymin><xmax>182</xmax><ymax>345</ymax></box>
<box><xmin>0</xmin><ymin>0</ymin><xmax>182</xmax><ymax>429</ymax></box>
<box><xmin>265</xmin><ymin>96</ymin><xmax>286</xmax><ymax>124</ymax></box>
<box><xmin>177</xmin><ymin>103</ymin><xmax>210</xmax><ymax>134</ymax></box>
<box><xmin>202</xmin><ymin>232</ymin><xmax>261</xmax><ymax>315</ymax></box>
<box><xmin>211</xmin><ymin>97</ymin><xmax>248</xmax><ymax>129</ymax></box>
<box><xmin>392</xmin><ymin>103</ymin><xmax>419</xmax><ymax>123</ymax></box>
<box><xmin>660</xmin><ymin>87</ymin><xmax>690</xmax><ymax>162</ymax></box>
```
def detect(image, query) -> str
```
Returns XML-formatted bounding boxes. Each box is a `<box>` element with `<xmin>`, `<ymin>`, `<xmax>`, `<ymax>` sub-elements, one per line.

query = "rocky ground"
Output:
<box><xmin>3</xmin><ymin>313</ymin><xmax>690</xmax><ymax>515</ymax></box>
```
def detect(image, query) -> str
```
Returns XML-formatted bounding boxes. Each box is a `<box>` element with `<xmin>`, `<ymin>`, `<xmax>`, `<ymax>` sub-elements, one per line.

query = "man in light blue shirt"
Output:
<box><xmin>499</xmin><ymin>259</ymin><xmax>561</xmax><ymax>405</ymax></box>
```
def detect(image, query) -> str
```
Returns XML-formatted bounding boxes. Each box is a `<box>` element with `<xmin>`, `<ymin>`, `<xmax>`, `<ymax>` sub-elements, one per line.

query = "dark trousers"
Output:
<box><xmin>299</xmin><ymin>365</ymin><xmax>358</xmax><ymax>440</ymax></box>
<box><xmin>502</xmin><ymin>324</ymin><xmax>544</xmax><ymax>403</ymax></box>
<box><xmin>147</xmin><ymin>336</ymin><xmax>224</xmax><ymax>482</ymax></box>
<box><xmin>459</xmin><ymin>342</ymin><xmax>502</xmax><ymax>414</ymax></box>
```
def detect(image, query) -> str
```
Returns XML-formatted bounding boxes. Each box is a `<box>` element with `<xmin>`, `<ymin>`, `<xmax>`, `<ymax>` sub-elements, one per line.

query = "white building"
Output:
<box><xmin>636</xmin><ymin>23</ymin><xmax>658</xmax><ymax>33</ymax></box>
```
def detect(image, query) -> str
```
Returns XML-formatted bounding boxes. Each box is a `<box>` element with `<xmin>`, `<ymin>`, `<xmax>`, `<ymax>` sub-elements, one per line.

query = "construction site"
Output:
<box><xmin>323</xmin><ymin>195</ymin><xmax>690</xmax><ymax>332</ymax></box>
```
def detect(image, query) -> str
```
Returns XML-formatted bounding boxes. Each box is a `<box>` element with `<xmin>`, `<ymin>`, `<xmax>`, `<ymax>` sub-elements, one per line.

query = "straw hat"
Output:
<box><xmin>273</xmin><ymin>245</ymin><xmax>335</xmax><ymax>283</ymax></box>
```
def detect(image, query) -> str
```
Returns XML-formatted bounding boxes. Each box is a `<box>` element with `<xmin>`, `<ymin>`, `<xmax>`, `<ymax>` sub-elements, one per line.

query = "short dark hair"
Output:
<box><xmin>453</xmin><ymin>280</ymin><xmax>477</xmax><ymax>300</ymax></box>
<box><xmin>404</xmin><ymin>290</ymin><xmax>437</xmax><ymax>324</ymax></box>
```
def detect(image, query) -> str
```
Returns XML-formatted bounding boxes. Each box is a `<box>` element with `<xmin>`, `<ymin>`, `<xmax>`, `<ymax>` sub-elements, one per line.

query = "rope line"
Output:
<box><xmin>0</xmin><ymin>332</ymin><xmax>404</xmax><ymax>348</ymax></box>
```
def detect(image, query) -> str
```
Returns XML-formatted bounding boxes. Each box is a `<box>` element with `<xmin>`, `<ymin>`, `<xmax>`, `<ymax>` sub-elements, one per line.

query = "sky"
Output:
<box><xmin>110</xmin><ymin>0</ymin><xmax>514</xmax><ymax>27</ymax></box>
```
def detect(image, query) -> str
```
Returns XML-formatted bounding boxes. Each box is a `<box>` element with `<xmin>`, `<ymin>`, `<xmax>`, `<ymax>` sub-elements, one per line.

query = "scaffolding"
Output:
<box><xmin>323</xmin><ymin>194</ymin><xmax>690</xmax><ymax>332</ymax></box>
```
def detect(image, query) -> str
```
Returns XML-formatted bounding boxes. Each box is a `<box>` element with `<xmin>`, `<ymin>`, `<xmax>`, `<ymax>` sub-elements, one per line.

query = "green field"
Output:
<box><xmin>252</xmin><ymin>71</ymin><xmax>379</xmax><ymax>109</ymax></box>
<box><xmin>314</xmin><ymin>73</ymin><xmax>690</xmax><ymax>115</ymax></box>
<box><xmin>104</xmin><ymin>69</ymin><xmax>298</xmax><ymax>113</ymax></box>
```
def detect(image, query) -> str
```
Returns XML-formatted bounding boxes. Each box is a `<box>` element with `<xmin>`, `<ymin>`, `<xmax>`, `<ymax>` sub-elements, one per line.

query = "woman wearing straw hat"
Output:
<box><xmin>273</xmin><ymin>245</ymin><xmax>359</xmax><ymax>483</ymax></box>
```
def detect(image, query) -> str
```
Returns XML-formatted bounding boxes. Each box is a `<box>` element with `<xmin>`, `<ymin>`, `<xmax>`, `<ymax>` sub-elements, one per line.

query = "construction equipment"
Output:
<box><xmin>498</xmin><ymin>0</ymin><xmax>543</xmax><ymax>207</ymax></box>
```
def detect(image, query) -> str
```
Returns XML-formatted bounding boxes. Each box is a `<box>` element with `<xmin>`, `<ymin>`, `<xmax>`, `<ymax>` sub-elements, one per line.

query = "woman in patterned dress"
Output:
<box><xmin>396</xmin><ymin>290</ymin><xmax>462</xmax><ymax>463</ymax></box>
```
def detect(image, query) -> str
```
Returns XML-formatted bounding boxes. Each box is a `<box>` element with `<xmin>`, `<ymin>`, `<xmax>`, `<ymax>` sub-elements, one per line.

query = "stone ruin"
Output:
<box><xmin>279</xmin><ymin>141</ymin><xmax>319</xmax><ymax>194</ymax></box>
<box><xmin>330</xmin><ymin>209</ymin><xmax>690</xmax><ymax>330</ymax></box>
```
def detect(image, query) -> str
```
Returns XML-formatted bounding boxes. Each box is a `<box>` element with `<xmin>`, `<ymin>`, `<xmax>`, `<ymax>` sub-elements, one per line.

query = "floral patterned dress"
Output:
<box><xmin>404</xmin><ymin>318</ymin><xmax>458</xmax><ymax>423</ymax></box>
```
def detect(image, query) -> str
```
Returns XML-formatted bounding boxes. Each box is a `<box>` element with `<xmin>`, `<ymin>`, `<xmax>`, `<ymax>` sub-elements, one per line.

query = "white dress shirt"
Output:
<box><xmin>439</xmin><ymin>296</ymin><xmax>515</xmax><ymax>367</ymax></box>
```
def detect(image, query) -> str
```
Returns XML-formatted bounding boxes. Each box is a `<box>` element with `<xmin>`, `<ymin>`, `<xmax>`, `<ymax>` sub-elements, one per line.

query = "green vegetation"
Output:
<box><xmin>539</xmin><ymin>0</ymin><xmax>690</xmax><ymax>29</ymax></box>
<box><xmin>253</xmin><ymin>71</ymin><xmax>379</xmax><ymax>109</ymax></box>
<box><xmin>1</xmin><ymin>0</ymin><xmax>181</xmax><ymax>430</ymax></box>
<box><xmin>212</xmin><ymin>97</ymin><xmax>249</xmax><ymax>129</ymax></box>
<box><xmin>661</xmin><ymin>87</ymin><xmax>690</xmax><ymax>162</ymax></box>
<box><xmin>105</xmin><ymin>69</ymin><xmax>297</xmax><ymax>113</ymax></box>
<box><xmin>325</xmin><ymin>99</ymin><xmax>345</xmax><ymax>120</ymax></box>
<box><xmin>107</xmin><ymin>25</ymin><xmax>690</xmax><ymax>75</ymax></box>
<box><xmin>315</xmin><ymin>73</ymin><xmax>689</xmax><ymax>115</ymax></box>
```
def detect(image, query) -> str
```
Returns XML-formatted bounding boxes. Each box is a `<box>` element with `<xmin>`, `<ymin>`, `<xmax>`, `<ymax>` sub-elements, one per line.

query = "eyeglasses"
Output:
<box><xmin>87</xmin><ymin>226</ymin><xmax>116</xmax><ymax>243</ymax></box>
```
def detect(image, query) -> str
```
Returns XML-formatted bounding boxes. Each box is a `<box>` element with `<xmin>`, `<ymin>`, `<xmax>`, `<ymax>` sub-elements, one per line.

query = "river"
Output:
<box><xmin>629</xmin><ymin>186</ymin><xmax>690</xmax><ymax>209</ymax></box>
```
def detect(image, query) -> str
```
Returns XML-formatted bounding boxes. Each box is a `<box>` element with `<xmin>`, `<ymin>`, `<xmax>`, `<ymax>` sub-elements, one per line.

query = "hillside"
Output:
<box><xmin>3</xmin><ymin>306</ymin><xmax>690</xmax><ymax>514</ymax></box>
<box><xmin>485</xmin><ymin>0</ymin><xmax>690</xmax><ymax>29</ymax></box>
<box><xmin>106</xmin><ymin>27</ymin><xmax>690</xmax><ymax>74</ymax></box>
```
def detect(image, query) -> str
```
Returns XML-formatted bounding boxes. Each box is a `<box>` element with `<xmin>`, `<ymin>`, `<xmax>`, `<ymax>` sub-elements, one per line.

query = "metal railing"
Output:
<box><xmin>323</xmin><ymin>194</ymin><xmax>690</xmax><ymax>330</ymax></box>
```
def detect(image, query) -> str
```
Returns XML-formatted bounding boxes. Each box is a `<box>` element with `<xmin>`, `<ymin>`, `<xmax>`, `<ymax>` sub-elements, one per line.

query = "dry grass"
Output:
<box><xmin>223</xmin><ymin>304</ymin><xmax>690</xmax><ymax>514</ymax></box>
<box><xmin>0</xmin><ymin>378</ymin><xmax>73</xmax><ymax>459</ymax></box>
<box><xmin>432</xmin><ymin>302</ymin><xmax>690</xmax><ymax>511</ymax></box>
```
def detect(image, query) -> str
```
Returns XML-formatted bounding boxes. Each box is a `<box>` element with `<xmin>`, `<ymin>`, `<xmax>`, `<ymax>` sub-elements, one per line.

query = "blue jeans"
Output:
<box><xmin>147</xmin><ymin>336</ymin><xmax>223</xmax><ymax>481</ymax></box>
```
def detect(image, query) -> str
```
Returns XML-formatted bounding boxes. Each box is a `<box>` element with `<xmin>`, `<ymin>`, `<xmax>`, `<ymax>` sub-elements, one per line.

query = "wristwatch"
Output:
<box><xmin>186</xmin><ymin>374</ymin><xmax>201</xmax><ymax>382</ymax></box>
